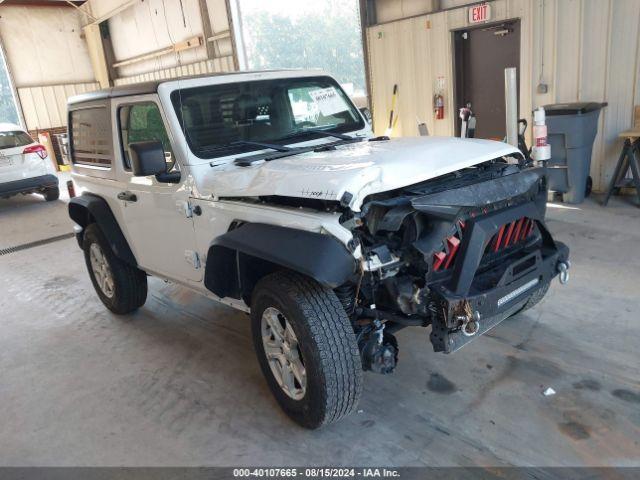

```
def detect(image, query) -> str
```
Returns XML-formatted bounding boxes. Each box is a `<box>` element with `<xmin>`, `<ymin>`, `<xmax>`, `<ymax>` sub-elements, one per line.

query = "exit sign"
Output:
<box><xmin>469</xmin><ymin>3</ymin><xmax>491</xmax><ymax>24</ymax></box>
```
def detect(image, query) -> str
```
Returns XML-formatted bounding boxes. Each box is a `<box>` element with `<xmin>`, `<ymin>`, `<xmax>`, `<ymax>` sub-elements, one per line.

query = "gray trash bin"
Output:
<box><xmin>544</xmin><ymin>102</ymin><xmax>606</xmax><ymax>204</ymax></box>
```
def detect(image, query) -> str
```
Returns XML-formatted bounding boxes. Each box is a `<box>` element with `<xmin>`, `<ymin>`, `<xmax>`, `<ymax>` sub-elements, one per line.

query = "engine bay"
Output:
<box><xmin>332</xmin><ymin>158</ymin><xmax>567</xmax><ymax>373</ymax></box>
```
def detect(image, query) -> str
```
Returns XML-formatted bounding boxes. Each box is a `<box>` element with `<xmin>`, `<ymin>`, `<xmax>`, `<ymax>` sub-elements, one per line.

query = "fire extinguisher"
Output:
<box><xmin>434</xmin><ymin>93</ymin><xmax>444</xmax><ymax>120</ymax></box>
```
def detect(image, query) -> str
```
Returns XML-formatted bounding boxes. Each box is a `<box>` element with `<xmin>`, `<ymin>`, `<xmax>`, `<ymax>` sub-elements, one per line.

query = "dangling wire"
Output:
<box><xmin>146</xmin><ymin>0</ymin><xmax>164</xmax><ymax>74</ymax></box>
<box><xmin>178</xmin><ymin>0</ymin><xmax>187</xmax><ymax>28</ymax></box>
<box><xmin>161</xmin><ymin>0</ymin><xmax>187</xmax><ymax>144</ymax></box>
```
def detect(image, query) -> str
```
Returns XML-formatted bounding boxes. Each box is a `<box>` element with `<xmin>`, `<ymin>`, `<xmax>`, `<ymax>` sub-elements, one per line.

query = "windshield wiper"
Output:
<box><xmin>277</xmin><ymin>128</ymin><xmax>357</xmax><ymax>142</ymax></box>
<box><xmin>204</xmin><ymin>131</ymin><xmax>357</xmax><ymax>158</ymax></box>
<box><xmin>234</xmin><ymin>137</ymin><xmax>361</xmax><ymax>167</ymax></box>
<box><xmin>229</xmin><ymin>140</ymin><xmax>292</xmax><ymax>152</ymax></box>
<box><xmin>234</xmin><ymin>147</ymin><xmax>309</xmax><ymax>166</ymax></box>
<box><xmin>232</xmin><ymin>129</ymin><xmax>363</xmax><ymax>167</ymax></box>
<box><xmin>199</xmin><ymin>140</ymin><xmax>290</xmax><ymax>159</ymax></box>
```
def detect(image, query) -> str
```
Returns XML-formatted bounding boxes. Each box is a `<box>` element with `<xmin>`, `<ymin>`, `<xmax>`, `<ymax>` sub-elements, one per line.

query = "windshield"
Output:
<box><xmin>0</xmin><ymin>130</ymin><xmax>33</xmax><ymax>150</ymax></box>
<box><xmin>170</xmin><ymin>76</ymin><xmax>364</xmax><ymax>159</ymax></box>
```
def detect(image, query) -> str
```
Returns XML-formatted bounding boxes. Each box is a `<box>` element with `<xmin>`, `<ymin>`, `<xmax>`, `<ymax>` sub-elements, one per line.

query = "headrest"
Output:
<box><xmin>233</xmin><ymin>94</ymin><xmax>258</xmax><ymax>123</ymax></box>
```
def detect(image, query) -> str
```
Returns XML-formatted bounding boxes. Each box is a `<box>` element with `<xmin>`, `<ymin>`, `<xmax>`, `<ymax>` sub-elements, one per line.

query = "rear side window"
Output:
<box><xmin>70</xmin><ymin>107</ymin><xmax>112</xmax><ymax>167</ymax></box>
<box><xmin>0</xmin><ymin>130</ymin><xmax>33</xmax><ymax>150</ymax></box>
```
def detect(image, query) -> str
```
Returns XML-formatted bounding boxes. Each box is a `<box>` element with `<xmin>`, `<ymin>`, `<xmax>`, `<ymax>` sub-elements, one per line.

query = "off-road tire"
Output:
<box><xmin>83</xmin><ymin>223</ymin><xmax>147</xmax><ymax>314</ymax></box>
<box><xmin>251</xmin><ymin>271</ymin><xmax>363</xmax><ymax>429</ymax></box>
<box><xmin>512</xmin><ymin>280</ymin><xmax>551</xmax><ymax>317</ymax></box>
<box><xmin>43</xmin><ymin>186</ymin><xmax>60</xmax><ymax>201</ymax></box>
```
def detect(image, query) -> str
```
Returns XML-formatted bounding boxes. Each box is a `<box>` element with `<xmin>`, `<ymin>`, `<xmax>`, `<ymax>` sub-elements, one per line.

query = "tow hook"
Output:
<box><xmin>557</xmin><ymin>260</ymin><xmax>571</xmax><ymax>285</ymax></box>
<box><xmin>458</xmin><ymin>311</ymin><xmax>481</xmax><ymax>337</ymax></box>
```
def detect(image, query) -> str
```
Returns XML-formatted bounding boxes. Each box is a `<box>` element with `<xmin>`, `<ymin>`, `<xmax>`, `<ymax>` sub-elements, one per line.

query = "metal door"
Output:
<box><xmin>111</xmin><ymin>95</ymin><xmax>202</xmax><ymax>284</ymax></box>
<box><xmin>454</xmin><ymin>21</ymin><xmax>520</xmax><ymax>140</ymax></box>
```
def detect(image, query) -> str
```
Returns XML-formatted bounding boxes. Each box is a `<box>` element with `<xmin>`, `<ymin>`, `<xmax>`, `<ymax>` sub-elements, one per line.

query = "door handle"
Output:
<box><xmin>117</xmin><ymin>191</ymin><xmax>137</xmax><ymax>202</ymax></box>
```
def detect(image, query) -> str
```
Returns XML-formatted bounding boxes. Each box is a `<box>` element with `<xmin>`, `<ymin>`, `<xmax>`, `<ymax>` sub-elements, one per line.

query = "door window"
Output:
<box><xmin>119</xmin><ymin>102</ymin><xmax>175</xmax><ymax>171</ymax></box>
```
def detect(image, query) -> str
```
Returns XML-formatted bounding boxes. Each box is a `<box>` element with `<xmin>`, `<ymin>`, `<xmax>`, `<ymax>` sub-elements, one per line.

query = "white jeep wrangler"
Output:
<box><xmin>68</xmin><ymin>70</ymin><xmax>570</xmax><ymax>429</ymax></box>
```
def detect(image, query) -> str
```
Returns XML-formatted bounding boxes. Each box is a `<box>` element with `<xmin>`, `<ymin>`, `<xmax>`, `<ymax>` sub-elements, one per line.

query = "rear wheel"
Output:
<box><xmin>251</xmin><ymin>271</ymin><xmax>362</xmax><ymax>429</ymax></box>
<box><xmin>83</xmin><ymin>223</ymin><xmax>147</xmax><ymax>314</ymax></box>
<box><xmin>43</xmin><ymin>186</ymin><xmax>60</xmax><ymax>201</ymax></box>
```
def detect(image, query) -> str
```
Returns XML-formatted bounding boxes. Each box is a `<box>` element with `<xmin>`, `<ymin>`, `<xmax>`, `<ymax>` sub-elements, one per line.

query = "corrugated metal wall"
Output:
<box><xmin>0</xmin><ymin>5</ymin><xmax>97</xmax><ymax>131</ymax></box>
<box><xmin>114</xmin><ymin>56</ymin><xmax>235</xmax><ymax>85</ymax></box>
<box><xmin>0</xmin><ymin>0</ymin><xmax>237</xmax><ymax>131</ymax></box>
<box><xmin>367</xmin><ymin>0</ymin><xmax>640</xmax><ymax>192</ymax></box>
<box><xmin>15</xmin><ymin>53</ymin><xmax>235</xmax><ymax>129</ymax></box>
<box><xmin>0</xmin><ymin>6</ymin><xmax>95</xmax><ymax>88</ymax></box>
<box><xmin>17</xmin><ymin>82</ymin><xmax>100</xmax><ymax>131</ymax></box>
<box><xmin>103</xmin><ymin>0</ymin><xmax>236</xmax><ymax>84</ymax></box>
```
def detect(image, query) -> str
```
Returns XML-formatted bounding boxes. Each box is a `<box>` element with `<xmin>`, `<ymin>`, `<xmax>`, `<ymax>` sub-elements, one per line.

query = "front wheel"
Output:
<box><xmin>82</xmin><ymin>224</ymin><xmax>147</xmax><ymax>314</ymax></box>
<box><xmin>251</xmin><ymin>271</ymin><xmax>363</xmax><ymax>429</ymax></box>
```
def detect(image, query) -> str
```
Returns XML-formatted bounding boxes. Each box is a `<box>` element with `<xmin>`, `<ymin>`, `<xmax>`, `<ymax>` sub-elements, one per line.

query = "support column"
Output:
<box><xmin>83</xmin><ymin>23</ymin><xmax>111</xmax><ymax>88</ymax></box>
<box><xmin>198</xmin><ymin>0</ymin><xmax>217</xmax><ymax>60</ymax></box>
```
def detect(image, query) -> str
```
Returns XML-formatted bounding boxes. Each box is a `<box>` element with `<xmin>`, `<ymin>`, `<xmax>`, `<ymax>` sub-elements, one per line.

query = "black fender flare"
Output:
<box><xmin>68</xmin><ymin>193</ymin><xmax>137</xmax><ymax>266</ymax></box>
<box><xmin>204</xmin><ymin>223</ymin><xmax>357</xmax><ymax>300</ymax></box>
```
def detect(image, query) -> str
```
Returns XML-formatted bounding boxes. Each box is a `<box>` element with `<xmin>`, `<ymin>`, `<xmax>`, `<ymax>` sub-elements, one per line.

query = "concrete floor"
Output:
<box><xmin>0</xmin><ymin>172</ymin><xmax>72</xmax><ymax>250</ymax></box>
<box><xmin>0</xmin><ymin>181</ymin><xmax>639</xmax><ymax>467</ymax></box>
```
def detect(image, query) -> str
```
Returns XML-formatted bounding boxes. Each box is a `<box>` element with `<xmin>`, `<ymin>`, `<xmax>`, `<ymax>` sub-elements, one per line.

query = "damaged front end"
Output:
<box><xmin>337</xmin><ymin>158</ymin><xmax>570</xmax><ymax>372</ymax></box>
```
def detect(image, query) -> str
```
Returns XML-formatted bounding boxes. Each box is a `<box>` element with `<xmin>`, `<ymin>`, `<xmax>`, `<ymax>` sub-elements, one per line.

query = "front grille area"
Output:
<box><xmin>488</xmin><ymin>217</ymin><xmax>535</xmax><ymax>253</ymax></box>
<box><xmin>432</xmin><ymin>217</ymin><xmax>536</xmax><ymax>272</ymax></box>
<box><xmin>433</xmin><ymin>221</ymin><xmax>465</xmax><ymax>272</ymax></box>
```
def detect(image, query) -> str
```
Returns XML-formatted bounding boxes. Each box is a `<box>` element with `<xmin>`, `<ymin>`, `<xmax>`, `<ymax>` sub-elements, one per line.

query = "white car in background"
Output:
<box><xmin>0</xmin><ymin>123</ymin><xmax>59</xmax><ymax>201</ymax></box>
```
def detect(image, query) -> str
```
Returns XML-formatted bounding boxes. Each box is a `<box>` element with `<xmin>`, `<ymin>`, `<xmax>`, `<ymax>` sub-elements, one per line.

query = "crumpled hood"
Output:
<box><xmin>191</xmin><ymin>136</ymin><xmax>522</xmax><ymax>211</ymax></box>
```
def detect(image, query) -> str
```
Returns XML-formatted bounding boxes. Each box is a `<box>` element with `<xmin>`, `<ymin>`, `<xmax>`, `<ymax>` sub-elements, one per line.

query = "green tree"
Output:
<box><xmin>0</xmin><ymin>46</ymin><xmax>19</xmax><ymax>125</ymax></box>
<box><xmin>242</xmin><ymin>0</ymin><xmax>366</xmax><ymax>94</ymax></box>
<box><xmin>0</xmin><ymin>65</ymin><xmax>19</xmax><ymax>124</ymax></box>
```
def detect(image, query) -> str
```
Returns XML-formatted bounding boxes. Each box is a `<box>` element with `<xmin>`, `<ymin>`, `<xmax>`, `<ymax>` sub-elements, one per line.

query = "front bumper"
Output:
<box><xmin>427</xmin><ymin>201</ymin><xmax>570</xmax><ymax>353</ymax></box>
<box><xmin>430</xmin><ymin>243</ymin><xmax>568</xmax><ymax>353</ymax></box>
<box><xmin>0</xmin><ymin>174</ymin><xmax>58</xmax><ymax>197</ymax></box>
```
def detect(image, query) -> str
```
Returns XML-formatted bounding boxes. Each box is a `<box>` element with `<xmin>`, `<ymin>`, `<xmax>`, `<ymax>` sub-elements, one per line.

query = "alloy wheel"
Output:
<box><xmin>261</xmin><ymin>307</ymin><xmax>307</xmax><ymax>400</ymax></box>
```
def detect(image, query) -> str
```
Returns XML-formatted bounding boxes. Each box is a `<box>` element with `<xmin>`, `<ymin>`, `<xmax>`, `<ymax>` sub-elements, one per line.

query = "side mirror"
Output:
<box><xmin>129</xmin><ymin>141</ymin><xmax>167</xmax><ymax>177</ymax></box>
<box><xmin>359</xmin><ymin>107</ymin><xmax>372</xmax><ymax>124</ymax></box>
